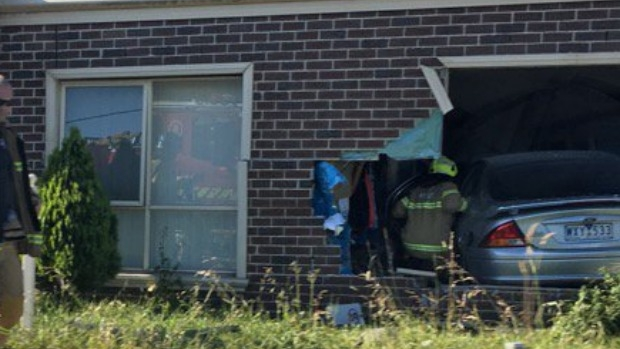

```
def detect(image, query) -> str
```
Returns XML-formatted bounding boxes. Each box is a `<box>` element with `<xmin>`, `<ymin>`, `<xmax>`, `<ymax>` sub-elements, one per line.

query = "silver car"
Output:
<box><xmin>455</xmin><ymin>150</ymin><xmax>620</xmax><ymax>286</ymax></box>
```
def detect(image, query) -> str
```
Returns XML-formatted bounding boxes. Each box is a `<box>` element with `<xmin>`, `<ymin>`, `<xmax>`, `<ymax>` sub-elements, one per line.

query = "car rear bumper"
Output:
<box><xmin>461</xmin><ymin>248</ymin><xmax>620</xmax><ymax>286</ymax></box>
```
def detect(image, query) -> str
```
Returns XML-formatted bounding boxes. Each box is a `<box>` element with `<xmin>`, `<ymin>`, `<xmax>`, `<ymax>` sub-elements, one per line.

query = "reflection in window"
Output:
<box><xmin>149</xmin><ymin>210</ymin><xmax>237</xmax><ymax>271</ymax></box>
<box><xmin>65</xmin><ymin>86</ymin><xmax>143</xmax><ymax>202</ymax></box>
<box><xmin>150</xmin><ymin>78</ymin><xmax>242</xmax><ymax>207</ymax></box>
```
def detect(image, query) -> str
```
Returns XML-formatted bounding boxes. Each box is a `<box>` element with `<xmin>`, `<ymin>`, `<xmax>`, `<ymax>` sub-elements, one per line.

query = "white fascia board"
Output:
<box><xmin>0</xmin><ymin>0</ymin><xmax>611</xmax><ymax>26</ymax></box>
<box><xmin>440</xmin><ymin>52</ymin><xmax>620</xmax><ymax>69</ymax></box>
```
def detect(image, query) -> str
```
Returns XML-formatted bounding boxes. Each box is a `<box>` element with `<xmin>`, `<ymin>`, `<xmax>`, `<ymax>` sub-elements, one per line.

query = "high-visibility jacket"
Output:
<box><xmin>0</xmin><ymin>126</ymin><xmax>42</xmax><ymax>256</ymax></box>
<box><xmin>392</xmin><ymin>176</ymin><xmax>467</xmax><ymax>260</ymax></box>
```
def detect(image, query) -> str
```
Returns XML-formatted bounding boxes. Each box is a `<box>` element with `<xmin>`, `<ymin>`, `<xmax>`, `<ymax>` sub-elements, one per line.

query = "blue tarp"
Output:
<box><xmin>312</xmin><ymin>161</ymin><xmax>347</xmax><ymax>217</ymax></box>
<box><xmin>341</xmin><ymin>109</ymin><xmax>443</xmax><ymax>161</ymax></box>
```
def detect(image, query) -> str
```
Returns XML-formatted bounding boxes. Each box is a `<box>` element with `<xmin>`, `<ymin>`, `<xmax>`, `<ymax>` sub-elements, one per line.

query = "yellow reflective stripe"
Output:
<box><xmin>441</xmin><ymin>189</ymin><xmax>460</xmax><ymax>198</ymax></box>
<box><xmin>14</xmin><ymin>161</ymin><xmax>22</xmax><ymax>172</ymax></box>
<box><xmin>401</xmin><ymin>198</ymin><xmax>442</xmax><ymax>210</ymax></box>
<box><xmin>404</xmin><ymin>242</ymin><xmax>447</xmax><ymax>253</ymax></box>
<box><xmin>416</xmin><ymin>202</ymin><xmax>441</xmax><ymax>209</ymax></box>
<box><xmin>27</xmin><ymin>234</ymin><xmax>43</xmax><ymax>245</ymax></box>
<box><xmin>459</xmin><ymin>200</ymin><xmax>468</xmax><ymax>211</ymax></box>
<box><xmin>400</xmin><ymin>197</ymin><xmax>413</xmax><ymax>208</ymax></box>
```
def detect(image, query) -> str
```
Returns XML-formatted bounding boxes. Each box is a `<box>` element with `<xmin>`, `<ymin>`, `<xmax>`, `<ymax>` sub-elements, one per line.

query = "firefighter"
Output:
<box><xmin>391</xmin><ymin>156</ymin><xmax>467</xmax><ymax>271</ymax></box>
<box><xmin>0</xmin><ymin>76</ymin><xmax>42</xmax><ymax>347</ymax></box>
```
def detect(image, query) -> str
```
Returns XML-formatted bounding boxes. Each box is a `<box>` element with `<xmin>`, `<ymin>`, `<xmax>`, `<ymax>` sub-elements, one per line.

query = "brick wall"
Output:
<box><xmin>1</xmin><ymin>1</ymin><xmax>619</xmax><ymax>295</ymax></box>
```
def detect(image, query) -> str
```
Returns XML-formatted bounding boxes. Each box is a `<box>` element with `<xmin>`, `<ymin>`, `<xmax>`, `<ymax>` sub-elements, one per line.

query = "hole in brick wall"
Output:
<box><xmin>321</xmin><ymin>65</ymin><xmax>620</xmax><ymax>278</ymax></box>
<box><xmin>444</xmin><ymin>65</ymin><xmax>620</xmax><ymax>169</ymax></box>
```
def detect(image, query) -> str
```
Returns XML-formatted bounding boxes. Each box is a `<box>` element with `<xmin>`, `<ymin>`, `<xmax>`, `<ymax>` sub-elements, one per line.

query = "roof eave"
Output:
<box><xmin>0</xmin><ymin>0</ymin><xmax>304</xmax><ymax>13</ymax></box>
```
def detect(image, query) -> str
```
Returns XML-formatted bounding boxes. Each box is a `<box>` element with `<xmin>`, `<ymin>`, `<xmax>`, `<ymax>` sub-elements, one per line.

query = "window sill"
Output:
<box><xmin>106</xmin><ymin>271</ymin><xmax>249</xmax><ymax>293</ymax></box>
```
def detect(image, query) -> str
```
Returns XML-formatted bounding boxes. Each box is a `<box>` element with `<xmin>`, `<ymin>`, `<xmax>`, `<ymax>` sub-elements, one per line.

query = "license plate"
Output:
<box><xmin>564</xmin><ymin>223</ymin><xmax>614</xmax><ymax>242</ymax></box>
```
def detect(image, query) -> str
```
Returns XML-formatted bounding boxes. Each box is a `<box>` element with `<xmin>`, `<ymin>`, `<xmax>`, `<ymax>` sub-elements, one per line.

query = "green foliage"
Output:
<box><xmin>147</xmin><ymin>226</ymin><xmax>184</xmax><ymax>307</ymax></box>
<box><xmin>37</xmin><ymin>127</ymin><xmax>120</xmax><ymax>292</ymax></box>
<box><xmin>8</xmin><ymin>290</ymin><xmax>619</xmax><ymax>349</ymax></box>
<box><xmin>552</xmin><ymin>272</ymin><xmax>620</xmax><ymax>342</ymax></box>
<box><xmin>7</xmin><ymin>261</ymin><xmax>620</xmax><ymax>349</ymax></box>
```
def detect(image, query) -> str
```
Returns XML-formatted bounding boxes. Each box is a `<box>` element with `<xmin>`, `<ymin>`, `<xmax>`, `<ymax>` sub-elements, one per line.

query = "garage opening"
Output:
<box><xmin>444</xmin><ymin>65</ymin><xmax>620</xmax><ymax>168</ymax></box>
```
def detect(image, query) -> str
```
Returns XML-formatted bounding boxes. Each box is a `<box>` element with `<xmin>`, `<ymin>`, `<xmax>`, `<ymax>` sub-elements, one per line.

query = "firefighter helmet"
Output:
<box><xmin>429</xmin><ymin>156</ymin><xmax>458</xmax><ymax>177</ymax></box>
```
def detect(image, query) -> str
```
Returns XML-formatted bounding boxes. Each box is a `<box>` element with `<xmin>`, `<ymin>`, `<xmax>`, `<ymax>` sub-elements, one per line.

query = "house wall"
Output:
<box><xmin>0</xmin><ymin>1</ymin><xmax>617</xmax><ymax>302</ymax></box>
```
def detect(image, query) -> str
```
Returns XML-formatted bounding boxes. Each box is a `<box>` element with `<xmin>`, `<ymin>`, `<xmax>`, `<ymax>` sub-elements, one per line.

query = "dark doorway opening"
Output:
<box><xmin>444</xmin><ymin>65</ymin><xmax>620</xmax><ymax>168</ymax></box>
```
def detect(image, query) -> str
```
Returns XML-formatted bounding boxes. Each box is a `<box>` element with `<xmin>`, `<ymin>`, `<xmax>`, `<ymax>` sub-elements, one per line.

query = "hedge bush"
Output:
<box><xmin>38</xmin><ymin>127</ymin><xmax>120</xmax><ymax>292</ymax></box>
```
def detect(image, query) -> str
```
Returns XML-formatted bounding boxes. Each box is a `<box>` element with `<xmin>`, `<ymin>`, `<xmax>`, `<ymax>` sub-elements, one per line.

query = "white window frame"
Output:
<box><xmin>60</xmin><ymin>80</ymin><xmax>149</xmax><ymax>207</ymax></box>
<box><xmin>45</xmin><ymin>63</ymin><xmax>253</xmax><ymax>280</ymax></box>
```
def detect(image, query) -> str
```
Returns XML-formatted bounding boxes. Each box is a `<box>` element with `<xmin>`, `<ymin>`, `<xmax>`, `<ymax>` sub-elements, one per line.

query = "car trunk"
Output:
<box><xmin>496</xmin><ymin>203</ymin><xmax>620</xmax><ymax>251</ymax></box>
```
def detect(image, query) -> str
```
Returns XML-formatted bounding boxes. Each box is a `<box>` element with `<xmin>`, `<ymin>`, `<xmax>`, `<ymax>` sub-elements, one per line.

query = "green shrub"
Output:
<box><xmin>552</xmin><ymin>272</ymin><xmax>620</xmax><ymax>341</ymax></box>
<box><xmin>38</xmin><ymin>127</ymin><xmax>121</xmax><ymax>292</ymax></box>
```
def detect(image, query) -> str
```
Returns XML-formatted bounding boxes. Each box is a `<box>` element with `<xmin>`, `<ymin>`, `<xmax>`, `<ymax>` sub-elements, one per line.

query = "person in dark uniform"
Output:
<box><xmin>0</xmin><ymin>75</ymin><xmax>42</xmax><ymax>347</ymax></box>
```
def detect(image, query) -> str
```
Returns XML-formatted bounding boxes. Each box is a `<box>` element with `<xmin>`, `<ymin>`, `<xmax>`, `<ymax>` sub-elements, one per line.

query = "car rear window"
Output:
<box><xmin>487</xmin><ymin>158</ymin><xmax>620</xmax><ymax>201</ymax></box>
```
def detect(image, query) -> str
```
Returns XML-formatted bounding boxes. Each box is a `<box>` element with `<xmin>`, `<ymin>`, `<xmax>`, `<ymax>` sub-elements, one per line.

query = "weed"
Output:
<box><xmin>148</xmin><ymin>226</ymin><xmax>183</xmax><ymax>304</ymax></box>
<box><xmin>5</xmin><ymin>270</ymin><xmax>606</xmax><ymax>349</ymax></box>
<box><xmin>10</xmin><ymin>253</ymin><xmax>599</xmax><ymax>349</ymax></box>
<box><xmin>551</xmin><ymin>271</ymin><xmax>620</xmax><ymax>342</ymax></box>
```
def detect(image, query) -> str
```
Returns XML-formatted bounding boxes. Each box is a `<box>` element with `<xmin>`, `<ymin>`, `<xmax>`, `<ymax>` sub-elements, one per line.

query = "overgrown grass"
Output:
<box><xmin>9</xmin><ymin>293</ymin><xmax>620</xmax><ymax>349</ymax></box>
<box><xmin>9</xmin><ymin>267</ymin><xmax>620</xmax><ymax>349</ymax></box>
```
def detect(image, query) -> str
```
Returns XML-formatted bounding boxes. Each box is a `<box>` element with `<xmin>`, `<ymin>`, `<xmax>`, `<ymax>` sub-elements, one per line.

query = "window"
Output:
<box><xmin>47</xmin><ymin>64</ymin><xmax>252</xmax><ymax>279</ymax></box>
<box><xmin>65</xmin><ymin>85</ymin><xmax>144</xmax><ymax>203</ymax></box>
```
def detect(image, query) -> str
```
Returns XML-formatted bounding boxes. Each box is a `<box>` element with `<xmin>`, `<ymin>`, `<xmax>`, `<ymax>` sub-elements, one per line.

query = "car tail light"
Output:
<box><xmin>480</xmin><ymin>221</ymin><xmax>526</xmax><ymax>248</ymax></box>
